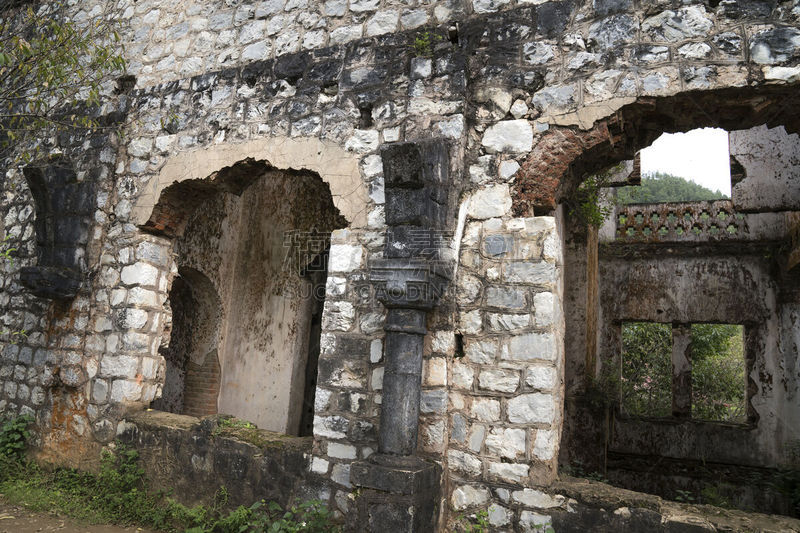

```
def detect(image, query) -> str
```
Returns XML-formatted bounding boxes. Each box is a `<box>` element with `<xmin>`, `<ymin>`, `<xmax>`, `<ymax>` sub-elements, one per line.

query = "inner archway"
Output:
<box><xmin>546</xmin><ymin>85</ymin><xmax>800</xmax><ymax>516</ymax></box>
<box><xmin>146</xmin><ymin>159</ymin><xmax>346</xmax><ymax>436</ymax></box>
<box><xmin>152</xmin><ymin>267</ymin><xmax>222</xmax><ymax>417</ymax></box>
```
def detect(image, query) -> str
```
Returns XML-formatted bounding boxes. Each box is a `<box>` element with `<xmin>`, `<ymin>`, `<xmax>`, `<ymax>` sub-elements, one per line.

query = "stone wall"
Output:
<box><xmin>117</xmin><ymin>410</ymin><xmax>320</xmax><ymax>508</ymax></box>
<box><xmin>731</xmin><ymin>124</ymin><xmax>800</xmax><ymax>212</ymax></box>
<box><xmin>1</xmin><ymin>0</ymin><xmax>800</xmax><ymax>530</ymax></box>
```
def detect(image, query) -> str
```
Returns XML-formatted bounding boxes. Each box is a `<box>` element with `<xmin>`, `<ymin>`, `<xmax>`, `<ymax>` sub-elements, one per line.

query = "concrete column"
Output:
<box><xmin>672</xmin><ymin>324</ymin><xmax>692</xmax><ymax>418</ymax></box>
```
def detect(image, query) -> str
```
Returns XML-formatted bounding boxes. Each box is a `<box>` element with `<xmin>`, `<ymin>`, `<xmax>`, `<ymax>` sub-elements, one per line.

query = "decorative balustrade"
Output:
<box><xmin>609</xmin><ymin>200</ymin><xmax>779</xmax><ymax>243</ymax></box>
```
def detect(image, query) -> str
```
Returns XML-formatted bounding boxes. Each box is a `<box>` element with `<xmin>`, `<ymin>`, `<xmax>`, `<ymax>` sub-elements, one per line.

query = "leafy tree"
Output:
<box><xmin>617</xmin><ymin>172</ymin><xmax>728</xmax><ymax>205</ymax></box>
<box><xmin>691</xmin><ymin>324</ymin><xmax>745</xmax><ymax>422</ymax></box>
<box><xmin>620</xmin><ymin>322</ymin><xmax>673</xmax><ymax>418</ymax></box>
<box><xmin>0</xmin><ymin>1</ymin><xmax>126</xmax><ymax>164</ymax></box>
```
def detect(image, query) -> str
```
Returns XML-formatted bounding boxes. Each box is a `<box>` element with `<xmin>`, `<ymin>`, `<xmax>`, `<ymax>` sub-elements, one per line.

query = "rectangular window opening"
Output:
<box><xmin>620</xmin><ymin>321</ymin><xmax>673</xmax><ymax>418</ymax></box>
<box><xmin>690</xmin><ymin>323</ymin><xmax>746</xmax><ymax>424</ymax></box>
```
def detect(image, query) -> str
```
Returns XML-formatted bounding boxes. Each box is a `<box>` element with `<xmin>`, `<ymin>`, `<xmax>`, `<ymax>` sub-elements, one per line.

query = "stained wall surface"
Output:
<box><xmin>1</xmin><ymin>0</ymin><xmax>800</xmax><ymax>529</ymax></box>
<box><xmin>166</xmin><ymin>170</ymin><xmax>342</xmax><ymax>434</ymax></box>
<box><xmin>731</xmin><ymin>125</ymin><xmax>800</xmax><ymax>212</ymax></box>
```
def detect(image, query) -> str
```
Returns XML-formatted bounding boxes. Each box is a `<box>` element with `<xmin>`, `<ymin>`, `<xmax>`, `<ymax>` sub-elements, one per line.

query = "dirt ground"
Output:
<box><xmin>0</xmin><ymin>499</ymin><xmax>161</xmax><ymax>533</ymax></box>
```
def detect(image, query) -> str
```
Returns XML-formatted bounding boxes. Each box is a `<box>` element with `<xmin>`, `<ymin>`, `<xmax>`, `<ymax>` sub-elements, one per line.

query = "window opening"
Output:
<box><xmin>619</xmin><ymin>128</ymin><xmax>731</xmax><ymax>204</ymax></box>
<box><xmin>690</xmin><ymin>324</ymin><xmax>746</xmax><ymax>423</ymax></box>
<box><xmin>620</xmin><ymin>321</ymin><xmax>746</xmax><ymax>424</ymax></box>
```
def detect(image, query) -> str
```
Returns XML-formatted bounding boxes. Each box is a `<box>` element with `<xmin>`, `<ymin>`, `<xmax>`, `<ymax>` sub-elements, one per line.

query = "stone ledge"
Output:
<box><xmin>118</xmin><ymin>411</ymin><xmax>316</xmax><ymax>509</ymax></box>
<box><xmin>551</xmin><ymin>477</ymin><xmax>800</xmax><ymax>532</ymax></box>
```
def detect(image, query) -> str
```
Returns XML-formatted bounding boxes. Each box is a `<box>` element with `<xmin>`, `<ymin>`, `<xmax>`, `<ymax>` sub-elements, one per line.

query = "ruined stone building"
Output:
<box><xmin>1</xmin><ymin>0</ymin><xmax>800</xmax><ymax>530</ymax></box>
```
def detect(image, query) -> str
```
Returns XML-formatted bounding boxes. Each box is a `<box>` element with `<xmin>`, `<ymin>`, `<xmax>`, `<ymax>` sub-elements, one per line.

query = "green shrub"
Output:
<box><xmin>0</xmin><ymin>415</ymin><xmax>32</xmax><ymax>460</ymax></box>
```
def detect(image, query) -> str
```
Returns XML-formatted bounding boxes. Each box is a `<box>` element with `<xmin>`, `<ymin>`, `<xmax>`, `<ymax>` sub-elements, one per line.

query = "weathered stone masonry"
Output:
<box><xmin>1</xmin><ymin>0</ymin><xmax>800</xmax><ymax>531</ymax></box>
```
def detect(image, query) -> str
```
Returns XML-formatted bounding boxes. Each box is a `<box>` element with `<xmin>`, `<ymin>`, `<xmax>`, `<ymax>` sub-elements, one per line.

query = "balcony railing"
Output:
<box><xmin>604</xmin><ymin>200</ymin><xmax>790</xmax><ymax>244</ymax></box>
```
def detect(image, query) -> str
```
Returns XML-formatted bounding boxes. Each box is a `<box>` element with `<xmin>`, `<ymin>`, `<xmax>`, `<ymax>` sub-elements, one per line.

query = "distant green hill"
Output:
<box><xmin>617</xmin><ymin>172</ymin><xmax>728</xmax><ymax>205</ymax></box>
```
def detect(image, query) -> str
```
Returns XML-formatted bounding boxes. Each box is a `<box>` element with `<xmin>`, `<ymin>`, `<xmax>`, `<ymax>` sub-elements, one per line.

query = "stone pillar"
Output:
<box><xmin>349</xmin><ymin>141</ymin><xmax>454</xmax><ymax>533</ymax></box>
<box><xmin>349</xmin><ymin>259</ymin><xmax>447</xmax><ymax>532</ymax></box>
<box><xmin>378</xmin><ymin>307</ymin><xmax>427</xmax><ymax>456</ymax></box>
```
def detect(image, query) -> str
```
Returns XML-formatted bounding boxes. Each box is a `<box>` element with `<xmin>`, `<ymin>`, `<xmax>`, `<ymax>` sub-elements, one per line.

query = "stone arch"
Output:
<box><xmin>153</xmin><ymin>266</ymin><xmax>223</xmax><ymax>417</ymax></box>
<box><xmin>513</xmin><ymin>84</ymin><xmax>800</xmax><ymax>215</ymax></box>
<box><xmin>132</xmin><ymin>136</ymin><xmax>369</xmax><ymax>233</ymax></box>
<box><xmin>143</xmin><ymin>155</ymin><xmax>347</xmax><ymax>436</ymax></box>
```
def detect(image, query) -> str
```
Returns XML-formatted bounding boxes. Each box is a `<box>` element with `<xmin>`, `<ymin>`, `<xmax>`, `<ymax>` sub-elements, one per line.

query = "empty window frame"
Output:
<box><xmin>690</xmin><ymin>324</ymin><xmax>746</xmax><ymax>423</ymax></box>
<box><xmin>619</xmin><ymin>321</ymin><xmax>746</xmax><ymax>423</ymax></box>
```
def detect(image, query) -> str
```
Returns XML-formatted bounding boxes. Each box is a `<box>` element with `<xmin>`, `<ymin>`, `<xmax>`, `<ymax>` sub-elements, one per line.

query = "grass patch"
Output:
<box><xmin>0</xmin><ymin>416</ymin><xmax>338</xmax><ymax>532</ymax></box>
<box><xmin>211</xmin><ymin>416</ymin><xmax>309</xmax><ymax>451</ymax></box>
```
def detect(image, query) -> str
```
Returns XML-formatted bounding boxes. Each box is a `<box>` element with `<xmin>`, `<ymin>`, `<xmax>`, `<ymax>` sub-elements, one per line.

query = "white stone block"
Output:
<box><xmin>525</xmin><ymin>366</ymin><xmax>557</xmax><ymax>390</ymax></box>
<box><xmin>311</xmin><ymin>456</ymin><xmax>329</xmax><ymax>474</ymax></box>
<box><xmin>534</xmin><ymin>292</ymin><xmax>555</xmax><ymax>327</ymax></box>
<box><xmin>345</xmin><ymin>129</ymin><xmax>379</xmax><ymax>153</ymax></box>
<box><xmin>485</xmin><ymin>427</ymin><xmax>526</xmax><ymax>459</ymax></box>
<box><xmin>520</xmin><ymin>511</ymin><xmax>554</xmax><ymax>532</ymax></box>
<box><xmin>371</xmin><ymin>366</ymin><xmax>384</xmax><ymax>390</ymax></box>
<box><xmin>482</xmin><ymin>120</ymin><xmax>534</xmax><ymax>154</ymax></box>
<box><xmin>471</xmin><ymin>398</ymin><xmax>500</xmax><ymax>422</ymax></box>
<box><xmin>478</xmin><ymin>369</ymin><xmax>520</xmax><ymax>393</ymax></box>
<box><xmin>121</xmin><ymin>263</ymin><xmax>159</xmax><ymax>287</ymax></box>
<box><xmin>503</xmin><ymin>332</ymin><xmax>556</xmax><ymax>362</ymax></box>
<box><xmin>465</xmin><ymin>339</ymin><xmax>497</xmax><ymax>364</ymax></box>
<box><xmin>448</xmin><ymin>449</ymin><xmax>482</xmax><ymax>477</ymax></box>
<box><xmin>512</xmin><ymin>488</ymin><xmax>563</xmax><ymax>509</ymax></box>
<box><xmin>507</xmin><ymin>393</ymin><xmax>555</xmax><ymax>424</ymax></box>
<box><xmin>328</xmin><ymin>244</ymin><xmax>363</xmax><ymax>272</ymax></box>
<box><xmin>100</xmin><ymin>355</ymin><xmax>139</xmax><ymax>378</ymax></box>
<box><xmin>110</xmin><ymin>379</ymin><xmax>143</xmax><ymax>402</ymax></box>
<box><xmin>533</xmin><ymin>429</ymin><xmax>557</xmax><ymax>461</ymax></box>
<box><xmin>451</xmin><ymin>484</ymin><xmax>490</xmax><ymax>511</ymax></box>
<box><xmin>488</xmin><ymin>462</ymin><xmax>529</xmax><ymax>483</ymax></box>
<box><xmin>451</xmin><ymin>362</ymin><xmax>474</xmax><ymax>390</ymax></box>
<box><xmin>425</xmin><ymin>358</ymin><xmax>447</xmax><ymax>386</ymax></box>
<box><xmin>467</xmin><ymin>184</ymin><xmax>512</xmax><ymax>219</ymax></box>
<box><xmin>327</xmin><ymin>442</ymin><xmax>357</xmax><ymax>459</ymax></box>
<box><xmin>322</xmin><ymin>301</ymin><xmax>355</xmax><ymax>331</ymax></box>
<box><xmin>366</xmin><ymin>10</ymin><xmax>398</xmax><ymax>36</ymax></box>
<box><xmin>369</xmin><ymin>339</ymin><xmax>383</xmax><ymax>363</ymax></box>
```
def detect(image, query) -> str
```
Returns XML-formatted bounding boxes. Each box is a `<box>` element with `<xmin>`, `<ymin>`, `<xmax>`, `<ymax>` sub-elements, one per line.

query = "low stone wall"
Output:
<box><xmin>117</xmin><ymin>410</ymin><xmax>325</xmax><ymax>509</ymax></box>
<box><xmin>464</xmin><ymin>477</ymin><xmax>800</xmax><ymax>532</ymax></box>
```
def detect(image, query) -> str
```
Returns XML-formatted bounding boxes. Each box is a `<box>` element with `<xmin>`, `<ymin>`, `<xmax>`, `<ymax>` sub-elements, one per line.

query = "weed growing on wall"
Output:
<box><xmin>568</xmin><ymin>173</ymin><xmax>616</xmax><ymax>229</ymax></box>
<box><xmin>412</xmin><ymin>30</ymin><xmax>442</xmax><ymax>57</ymax></box>
<box><xmin>454</xmin><ymin>509</ymin><xmax>489</xmax><ymax>532</ymax></box>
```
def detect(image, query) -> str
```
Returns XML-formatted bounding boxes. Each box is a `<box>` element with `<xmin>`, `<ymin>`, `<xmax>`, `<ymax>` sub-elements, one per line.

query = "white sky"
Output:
<box><xmin>640</xmin><ymin>128</ymin><xmax>732</xmax><ymax>196</ymax></box>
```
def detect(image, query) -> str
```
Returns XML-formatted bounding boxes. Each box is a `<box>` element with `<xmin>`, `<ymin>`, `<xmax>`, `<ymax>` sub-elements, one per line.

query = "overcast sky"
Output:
<box><xmin>640</xmin><ymin>127</ymin><xmax>732</xmax><ymax>196</ymax></box>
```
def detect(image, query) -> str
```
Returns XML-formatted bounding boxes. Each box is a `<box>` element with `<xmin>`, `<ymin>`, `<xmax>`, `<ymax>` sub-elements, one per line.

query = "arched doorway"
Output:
<box><xmin>144</xmin><ymin>158</ymin><xmax>346</xmax><ymax>435</ymax></box>
<box><xmin>152</xmin><ymin>267</ymin><xmax>222</xmax><ymax>417</ymax></box>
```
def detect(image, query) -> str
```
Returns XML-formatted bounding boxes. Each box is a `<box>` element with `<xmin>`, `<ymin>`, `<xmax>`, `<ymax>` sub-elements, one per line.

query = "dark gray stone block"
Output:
<box><xmin>351</xmin><ymin>455</ymin><xmax>439</xmax><ymax>495</ymax></box>
<box><xmin>19</xmin><ymin>266</ymin><xmax>82</xmax><ymax>300</ymax></box>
